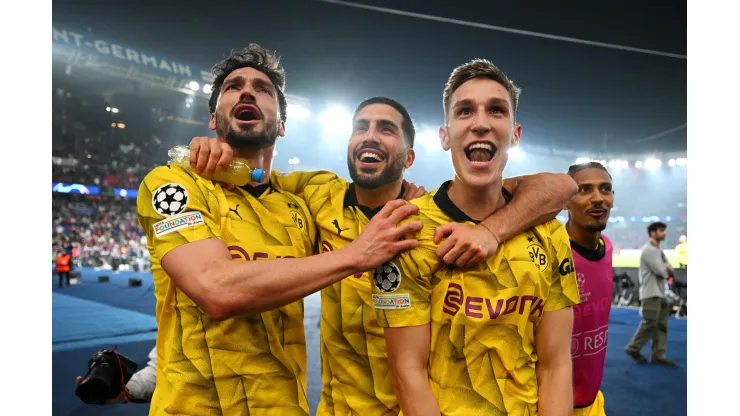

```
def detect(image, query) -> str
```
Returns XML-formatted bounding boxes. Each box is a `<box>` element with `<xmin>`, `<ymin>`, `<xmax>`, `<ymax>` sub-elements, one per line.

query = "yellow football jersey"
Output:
<box><xmin>372</xmin><ymin>180</ymin><xmax>580</xmax><ymax>416</ymax></box>
<box><xmin>136</xmin><ymin>165</ymin><xmax>317</xmax><ymax>416</ymax></box>
<box><xmin>273</xmin><ymin>173</ymin><xmax>402</xmax><ymax>415</ymax></box>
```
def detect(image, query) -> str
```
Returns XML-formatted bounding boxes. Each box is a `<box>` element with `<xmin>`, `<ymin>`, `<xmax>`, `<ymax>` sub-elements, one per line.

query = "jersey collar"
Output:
<box><xmin>570</xmin><ymin>237</ymin><xmax>607</xmax><ymax>261</ymax></box>
<box><xmin>432</xmin><ymin>180</ymin><xmax>513</xmax><ymax>224</ymax></box>
<box><xmin>343</xmin><ymin>182</ymin><xmax>405</xmax><ymax>220</ymax></box>
<box><xmin>240</xmin><ymin>183</ymin><xmax>271</xmax><ymax>198</ymax></box>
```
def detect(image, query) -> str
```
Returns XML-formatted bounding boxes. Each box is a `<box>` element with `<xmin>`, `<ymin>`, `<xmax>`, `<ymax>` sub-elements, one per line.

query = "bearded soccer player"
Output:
<box><xmin>566</xmin><ymin>162</ymin><xmax>615</xmax><ymax>416</ymax></box>
<box><xmin>372</xmin><ymin>59</ymin><xmax>580</xmax><ymax>416</ymax></box>
<box><xmin>187</xmin><ymin>96</ymin><xmax>577</xmax><ymax>414</ymax></box>
<box><xmin>135</xmin><ymin>44</ymin><xmax>425</xmax><ymax>416</ymax></box>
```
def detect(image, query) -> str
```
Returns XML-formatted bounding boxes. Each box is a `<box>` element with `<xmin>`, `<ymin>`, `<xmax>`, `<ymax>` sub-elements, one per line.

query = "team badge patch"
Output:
<box><xmin>373</xmin><ymin>261</ymin><xmax>401</xmax><ymax>293</ymax></box>
<box><xmin>152</xmin><ymin>183</ymin><xmax>189</xmax><ymax>216</ymax></box>
<box><xmin>372</xmin><ymin>294</ymin><xmax>411</xmax><ymax>309</ymax></box>
<box><xmin>153</xmin><ymin>211</ymin><xmax>204</xmax><ymax>237</ymax></box>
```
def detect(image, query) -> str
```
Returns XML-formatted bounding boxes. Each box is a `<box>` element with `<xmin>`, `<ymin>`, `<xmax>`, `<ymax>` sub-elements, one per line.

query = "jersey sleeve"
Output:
<box><xmin>136</xmin><ymin>165</ymin><xmax>219</xmax><ymax>261</ymax></box>
<box><xmin>544</xmin><ymin>220</ymin><xmax>581</xmax><ymax>312</ymax></box>
<box><xmin>271</xmin><ymin>170</ymin><xmax>338</xmax><ymax>200</ymax></box>
<box><xmin>372</xmin><ymin>216</ymin><xmax>437</xmax><ymax>328</ymax></box>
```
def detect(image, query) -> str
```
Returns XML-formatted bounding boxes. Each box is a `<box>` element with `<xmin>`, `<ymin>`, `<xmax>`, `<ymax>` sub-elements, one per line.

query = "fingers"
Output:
<box><xmin>455</xmin><ymin>249</ymin><xmax>478</xmax><ymax>268</ymax></box>
<box><xmin>75</xmin><ymin>376</ymin><xmax>82</xmax><ymax>386</ymax></box>
<box><xmin>216</xmin><ymin>144</ymin><xmax>233</xmax><ymax>171</ymax></box>
<box><xmin>189</xmin><ymin>137</ymin><xmax>209</xmax><ymax>169</ymax></box>
<box><xmin>392</xmin><ymin>238</ymin><xmax>420</xmax><ymax>252</ymax></box>
<box><xmin>194</xmin><ymin>139</ymin><xmax>213</xmax><ymax>174</ymax></box>
<box><xmin>434</xmin><ymin>223</ymin><xmax>454</xmax><ymax>244</ymax></box>
<box><xmin>386</xmin><ymin>203</ymin><xmax>420</xmax><ymax>226</ymax></box>
<box><xmin>377</xmin><ymin>199</ymin><xmax>409</xmax><ymax>218</ymax></box>
<box><xmin>442</xmin><ymin>242</ymin><xmax>468</xmax><ymax>265</ymax></box>
<box><xmin>395</xmin><ymin>220</ymin><xmax>424</xmax><ymax>238</ymax></box>
<box><xmin>204</xmin><ymin>139</ymin><xmax>224</xmax><ymax>177</ymax></box>
<box><xmin>412</xmin><ymin>186</ymin><xmax>426</xmax><ymax>199</ymax></box>
<box><xmin>463</xmin><ymin>251</ymin><xmax>488</xmax><ymax>269</ymax></box>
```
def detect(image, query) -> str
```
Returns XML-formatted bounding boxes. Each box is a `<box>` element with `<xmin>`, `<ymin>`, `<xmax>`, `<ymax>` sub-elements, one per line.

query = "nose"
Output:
<box><xmin>239</xmin><ymin>86</ymin><xmax>256</xmax><ymax>103</ymax></box>
<box><xmin>471</xmin><ymin>107</ymin><xmax>491</xmax><ymax>136</ymax></box>
<box><xmin>363</xmin><ymin>122</ymin><xmax>381</xmax><ymax>143</ymax></box>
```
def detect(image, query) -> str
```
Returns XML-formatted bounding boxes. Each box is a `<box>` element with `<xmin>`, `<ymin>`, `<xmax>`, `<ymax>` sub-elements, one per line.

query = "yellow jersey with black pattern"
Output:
<box><xmin>136</xmin><ymin>164</ymin><xmax>316</xmax><ymax>416</ymax></box>
<box><xmin>372</xmin><ymin>180</ymin><xmax>580</xmax><ymax>416</ymax></box>
<box><xmin>273</xmin><ymin>172</ymin><xmax>404</xmax><ymax>416</ymax></box>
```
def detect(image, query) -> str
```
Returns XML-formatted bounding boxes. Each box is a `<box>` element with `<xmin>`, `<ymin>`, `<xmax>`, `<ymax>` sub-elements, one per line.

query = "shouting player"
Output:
<box><xmin>372</xmin><ymin>59</ymin><xmax>580</xmax><ymax>416</ymax></box>
<box><xmin>566</xmin><ymin>162</ymin><xmax>615</xmax><ymax>416</ymax></box>
<box><xmin>135</xmin><ymin>45</ymin><xmax>425</xmax><ymax>415</ymax></box>
<box><xmin>187</xmin><ymin>98</ymin><xmax>578</xmax><ymax>414</ymax></box>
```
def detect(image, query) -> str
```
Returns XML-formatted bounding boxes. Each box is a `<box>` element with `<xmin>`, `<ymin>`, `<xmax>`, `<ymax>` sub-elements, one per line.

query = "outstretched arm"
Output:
<box><xmin>435</xmin><ymin>173</ymin><xmax>577</xmax><ymax>267</ymax></box>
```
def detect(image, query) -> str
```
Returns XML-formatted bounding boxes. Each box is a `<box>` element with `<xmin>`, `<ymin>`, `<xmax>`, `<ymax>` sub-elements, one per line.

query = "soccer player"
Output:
<box><xmin>565</xmin><ymin>162</ymin><xmax>615</xmax><ymax>416</ymax></box>
<box><xmin>372</xmin><ymin>59</ymin><xmax>580</xmax><ymax>416</ymax></box>
<box><xmin>136</xmin><ymin>44</ymin><xmax>425</xmax><ymax>415</ymax></box>
<box><xmin>187</xmin><ymin>97</ymin><xmax>578</xmax><ymax>415</ymax></box>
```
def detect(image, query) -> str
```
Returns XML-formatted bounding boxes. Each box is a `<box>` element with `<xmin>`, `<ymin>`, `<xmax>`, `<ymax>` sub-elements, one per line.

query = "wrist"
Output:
<box><xmin>479</xmin><ymin>222</ymin><xmax>501</xmax><ymax>246</ymax></box>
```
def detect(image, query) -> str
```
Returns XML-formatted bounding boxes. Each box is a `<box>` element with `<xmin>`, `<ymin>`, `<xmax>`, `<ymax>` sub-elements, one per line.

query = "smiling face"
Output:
<box><xmin>208</xmin><ymin>67</ymin><xmax>285</xmax><ymax>149</ymax></box>
<box><xmin>567</xmin><ymin>167</ymin><xmax>614</xmax><ymax>233</ymax></box>
<box><xmin>347</xmin><ymin>103</ymin><xmax>414</xmax><ymax>189</ymax></box>
<box><xmin>439</xmin><ymin>77</ymin><xmax>521</xmax><ymax>188</ymax></box>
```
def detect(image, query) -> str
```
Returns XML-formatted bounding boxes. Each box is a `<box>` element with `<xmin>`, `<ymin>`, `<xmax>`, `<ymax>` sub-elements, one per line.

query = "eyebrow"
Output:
<box><xmin>452</xmin><ymin>97</ymin><xmax>511</xmax><ymax>111</ymax></box>
<box><xmin>222</xmin><ymin>76</ymin><xmax>276</xmax><ymax>93</ymax></box>
<box><xmin>353</xmin><ymin>118</ymin><xmax>400</xmax><ymax>132</ymax></box>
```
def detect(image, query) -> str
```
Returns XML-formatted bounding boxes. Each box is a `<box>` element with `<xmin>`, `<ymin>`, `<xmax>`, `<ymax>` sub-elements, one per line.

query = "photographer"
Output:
<box><xmin>75</xmin><ymin>346</ymin><xmax>156</xmax><ymax>404</ymax></box>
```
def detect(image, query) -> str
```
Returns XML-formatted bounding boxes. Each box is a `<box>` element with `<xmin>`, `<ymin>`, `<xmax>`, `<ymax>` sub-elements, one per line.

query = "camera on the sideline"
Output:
<box><xmin>75</xmin><ymin>348</ymin><xmax>138</xmax><ymax>405</ymax></box>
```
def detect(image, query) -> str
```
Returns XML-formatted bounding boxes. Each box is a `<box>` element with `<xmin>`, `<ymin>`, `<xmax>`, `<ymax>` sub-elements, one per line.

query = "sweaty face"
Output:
<box><xmin>567</xmin><ymin>168</ymin><xmax>614</xmax><ymax>233</ymax></box>
<box><xmin>440</xmin><ymin>78</ymin><xmax>521</xmax><ymax>189</ymax></box>
<box><xmin>346</xmin><ymin>103</ymin><xmax>414</xmax><ymax>189</ymax></box>
<box><xmin>209</xmin><ymin>67</ymin><xmax>285</xmax><ymax>149</ymax></box>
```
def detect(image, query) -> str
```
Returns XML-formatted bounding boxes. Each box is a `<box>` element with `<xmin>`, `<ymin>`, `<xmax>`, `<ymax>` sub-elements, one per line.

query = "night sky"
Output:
<box><xmin>53</xmin><ymin>0</ymin><xmax>687</xmax><ymax>154</ymax></box>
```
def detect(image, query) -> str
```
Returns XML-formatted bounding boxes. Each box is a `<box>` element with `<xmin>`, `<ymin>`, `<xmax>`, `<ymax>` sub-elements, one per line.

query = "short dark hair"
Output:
<box><xmin>647</xmin><ymin>222</ymin><xmax>667</xmax><ymax>236</ymax></box>
<box><xmin>567</xmin><ymin>162</ymin><xmax>612</xmax><ymax>179</ymax></box>
<box><xmin>208</xmin><ymin>44</ymin><xmax>288</xmax><ymax>123</ymax></box>
<box><xmin>353</xmin><ymin>96</ymin><xmax>416</xmax><ymax>148</ymax></box>
<box><xmin>443</xmin><ymin>59</ymin><xmax>521</xmax><ymax>121</ymax></box>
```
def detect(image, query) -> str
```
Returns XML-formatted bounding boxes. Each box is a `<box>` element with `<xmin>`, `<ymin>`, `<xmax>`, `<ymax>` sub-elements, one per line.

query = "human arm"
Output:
<box><xmin>124</xmin><ymin>346</ymin><xmax>157</xmax><ymax>402</ymax></box>
<box><xmin>641</xmin><ymin>247</ymin><xmax>670</xmax><ymax>278</ymax></box>
<box><xmin>385</xmin><ymin>325</ymin><xmax>440</xmax><ymax>416</ymax></box>
<box><xmin>535</xmin><ymin>308</ymin><xmax>574</xmax><ymax>416</ymax></box>
<box><xmin>435</xmin><ymin>173</ymin><xmax>577</xmax><ymax>267</ymax></box>
<box><xmin>160</xmin><ymin>199</ymin><xmax>421</xmax><ymax>320</ymax></box>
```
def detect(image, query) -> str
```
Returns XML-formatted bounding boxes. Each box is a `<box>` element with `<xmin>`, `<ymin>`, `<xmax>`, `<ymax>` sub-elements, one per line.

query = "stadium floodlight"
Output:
<box><xmin>117</xmin><ymin>123</ymin><xmax>126</xmax><ymax>129</ymax></box>
<box><xmin>288</xmin><ymin>157</ymin><xmax>300</xmax><ymax>165</ymax></box>
<box><xmin>106</xmin><ymin>106</ymin><xmax>111</xmax><ymax>112</ymax></box>
<box><xmin>287</xmin><ymin>103</ymin><xmax>311</xmax><ymax>121</ymax></box>
<box><xmin>668</xmin><ymin>159</ymin><xmax>676</xmax><ymax>166</ymax></box>
<box><xmin>508</xmin><ymin>147</ymin><xmax>525</xmax><ymax>161</ymax></box>
<box><xmin>318</xmin><ymin>105</ymin><xmax>352</xmax><ymax>135</ymax></box>
<box><xmin>676</xmin><ymin>158</ymin><xmax>687</xmax><ymax>166</ymax></box>
<box><xmin>608</xmin><ymin>159</ymin><xmax>628</xmax><ymax>170</ymax></box>
<box><xmin>635</xmin><ymin>160</ymin><xmax>643</xmax><ymax>168</ymax></box>
<box><xmin>645</xmin><ymin>158</ymin><xmax>661</xmax><ymax>170</ymax></box>
<box><xmin>203</xmin><ymin>84</ymin><xmax>212</xmax><ymax>94</ymax></box>
<box><xmin>416</xmin><ymin>128</ymin><xmax>439</xmax><ymax>151</ymax></box>
<box><xmin>575</xmin><ymin>157</ymin><xmax>591</xmax><ymax>164</ymax></box>
<box><xmin>111</xmin><ymin>107</ymin><xmax>120</xmax><ymax>114</ymax></box>
<box><xmin>273</xmin><ymin>149</ymin><xmax>278</xmax><ymax>156</ymax></box>
<box><xmin>188</xmin><ymin>81</ymin><xmax>200</xmax><ymax>91</ymax></box>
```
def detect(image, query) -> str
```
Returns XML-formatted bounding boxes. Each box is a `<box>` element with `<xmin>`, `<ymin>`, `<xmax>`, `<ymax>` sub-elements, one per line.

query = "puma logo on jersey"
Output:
<box><xmin>332</xmin><ymin>219</ymin><xmax>349</xmax><ymax>236</ymax></box>
<box><xmin>229</xmin><ymin>205</ymin><xmax>242</xmax><ymax>220</ymax></box>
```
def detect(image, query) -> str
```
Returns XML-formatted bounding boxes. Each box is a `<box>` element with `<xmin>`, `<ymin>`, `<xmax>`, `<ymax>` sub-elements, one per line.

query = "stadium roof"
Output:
<box><xmin>53</xmin><ymin>0</ymin><xmax>686</xmax><ymax>156</ymax></box>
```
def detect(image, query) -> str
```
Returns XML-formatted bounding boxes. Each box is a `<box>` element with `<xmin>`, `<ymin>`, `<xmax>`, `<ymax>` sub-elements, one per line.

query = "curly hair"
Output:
<box><xmin>208</xmin><ymin>44</ymin><xmax>288</xmax><ymax>122</ymax></box>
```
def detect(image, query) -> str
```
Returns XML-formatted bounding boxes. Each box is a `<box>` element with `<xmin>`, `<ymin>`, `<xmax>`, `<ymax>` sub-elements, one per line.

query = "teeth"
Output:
<box><xmin>359</xmin><ymin>152</ymin><xmax>381</xmax><ymax>162</ymax></box>
<box><xmin>467</xmin><ymin>143</ymin><xmax>493</xmax><ymax>152</ymax></box>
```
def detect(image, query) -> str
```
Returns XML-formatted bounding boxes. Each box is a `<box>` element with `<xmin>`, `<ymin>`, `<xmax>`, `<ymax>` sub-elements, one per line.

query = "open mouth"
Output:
<box><xmin>234</xmin><ymin>104</ymin><xmax>261</xmax><ymax>122</ymax></box>
<box><xmin>464</xmin><ymin>142</ymin><xmax>497</xmax><ymax>164</ymax></box>
<box><xmin>356</xmin><ymin>148</ymin><xmax>386</xmax><ymax>164</ymax></box>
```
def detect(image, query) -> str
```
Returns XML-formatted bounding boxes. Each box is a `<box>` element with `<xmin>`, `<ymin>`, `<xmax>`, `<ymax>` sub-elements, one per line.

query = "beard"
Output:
<box><xmin>585</xmin><ymin>222</ymin><xmax>608</xmax><ymax>232</ymax></box>
<box><xmin>347</xmin><ymin>145</ymin><xmax>405</xmax><ymax>189</ymax></box>
<box><xmin>216</xmin><ymin>112</ymin><xmax>279</xmax><ymax>150</ymax></box>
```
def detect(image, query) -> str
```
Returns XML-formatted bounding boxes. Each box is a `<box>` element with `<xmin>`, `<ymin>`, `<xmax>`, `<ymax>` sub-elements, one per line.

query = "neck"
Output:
<box><xmin>232</xmin><ymin>145</ymin><xmax>275</xmax><ymax>185</ymax></box>
<box><xmin>567</xmin><ymin>222</ymin><xmax>601</xmax><ymax>250</ymax></box>
<box><xmin>447</xmin><ymin>177</ymin><xmax>505</xmax><ymax>221</ymax></box>
<box><xmin>355</xmin><ymin>179</ymin><xmax>403</xmax><ymax>210</ymax></box>
<box><xmin>651</xmin><ymin>237</ymin><xmax>661</xmax><ymax>247</ymax></box>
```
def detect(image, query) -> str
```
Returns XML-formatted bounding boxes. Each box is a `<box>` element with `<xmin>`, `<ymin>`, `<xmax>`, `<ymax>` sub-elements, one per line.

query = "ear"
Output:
<box><xmin>404</xmin><ymin>147</ymin><xmax>416</xmax><ymax>169</ymax></box>
<box><xmin>439</xmin><ymin>125</ymin><xmax>451</xmax><ymax>151</ymax></box>
<box><xmin>511</xmin><ymin>123</ymin><xmax>522</xmax><ymax>148</ymax></box>
<box><xmin>209</xmin><ymin>113</ymin><xmax>217</xmax><ymax>131</ymax></box>
<box><xmin>278</xmin><ymin>120</ymin><xmax>286</xmax><ymax>137</ymax></box>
